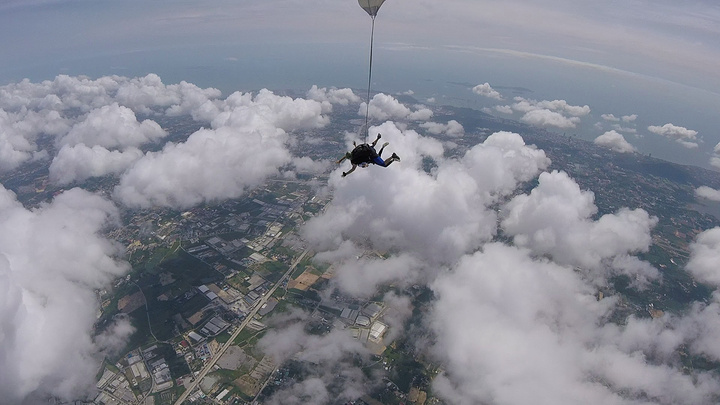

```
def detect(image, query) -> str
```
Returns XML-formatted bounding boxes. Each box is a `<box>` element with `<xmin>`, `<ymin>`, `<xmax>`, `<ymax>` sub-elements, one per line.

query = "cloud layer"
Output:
<box><xmin>300</xmin><ymin>120</ymin><xmax>720</xmax><ymax>404</ymax></box>
<box><xmin>0</xmin><ymin>74</ymin><xmax>356</xmax><ymax>208</ymax></box>
<box><xmin>0</xmin><ymin>186</ymin><xmax>131</xmax><ymax>403</ymax></box>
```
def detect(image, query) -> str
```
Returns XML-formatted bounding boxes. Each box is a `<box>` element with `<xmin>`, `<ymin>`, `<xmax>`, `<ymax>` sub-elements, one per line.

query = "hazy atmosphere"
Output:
<box><xmin>2</xmin><ymin>1</ymin><xmax>720</xmax><ymax>404</ymax></box>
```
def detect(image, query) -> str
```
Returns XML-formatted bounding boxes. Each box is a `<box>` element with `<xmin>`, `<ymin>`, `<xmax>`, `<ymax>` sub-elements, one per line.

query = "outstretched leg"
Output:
<box><xmin>383</xmin><ymin>153</ymin><xmax>400</xmax><ymax>167</ymax></box>
<box><xmin>377</xmin><ymin>142</ymin><xmax>390</xmax><ymax>157</ymax></box>
<box><xmin>370</xmin><ymin>133</ymin><xmax>382</xmax><ymax>147</ymax></box>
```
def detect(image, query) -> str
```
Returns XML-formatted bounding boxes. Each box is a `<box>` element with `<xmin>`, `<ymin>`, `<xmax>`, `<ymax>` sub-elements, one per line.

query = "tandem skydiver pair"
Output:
<box><xmin>337</xmin><ymin>134</ymin><xmax>400</xmax><ymax>177</ymax></box>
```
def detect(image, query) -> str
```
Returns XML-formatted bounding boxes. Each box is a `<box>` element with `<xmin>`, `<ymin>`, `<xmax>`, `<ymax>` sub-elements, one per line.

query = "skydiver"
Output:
<box><xmin>337</xmin><ymin>133</ymin><xmax>400</xmax><ymax>177</ymax></box>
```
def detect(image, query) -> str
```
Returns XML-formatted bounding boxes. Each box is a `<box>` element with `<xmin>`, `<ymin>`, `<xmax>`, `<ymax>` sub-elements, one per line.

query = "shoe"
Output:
<box><xmin>382</xmin><ymin>142</ymin><xmax>389</xmax><ymax>148</ymax></box>
<box><xmin>391</xmin><ymin>153</ymin><xmax>400</xmax><ymax>161</ymax></box>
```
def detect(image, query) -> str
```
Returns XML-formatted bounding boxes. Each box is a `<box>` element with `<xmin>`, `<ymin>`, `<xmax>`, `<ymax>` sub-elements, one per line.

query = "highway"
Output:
<box><xmin>173</xmin><ymin>248</ymin><xmax>310</xmax><ymax>404</ymax></box>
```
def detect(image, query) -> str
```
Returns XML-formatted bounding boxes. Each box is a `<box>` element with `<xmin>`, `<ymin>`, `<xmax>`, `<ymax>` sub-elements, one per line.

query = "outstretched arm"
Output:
<box><xmin>342</xmin><ymin>164</ymin><xmax>357</xmax><ymax>177</ymax></box>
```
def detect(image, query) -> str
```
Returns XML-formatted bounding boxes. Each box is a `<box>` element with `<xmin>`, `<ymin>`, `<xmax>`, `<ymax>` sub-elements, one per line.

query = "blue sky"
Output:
<box><xmin>1</xmin><ymin>0</ymin><xmax>719</xmax><ymax>167</ymax></box>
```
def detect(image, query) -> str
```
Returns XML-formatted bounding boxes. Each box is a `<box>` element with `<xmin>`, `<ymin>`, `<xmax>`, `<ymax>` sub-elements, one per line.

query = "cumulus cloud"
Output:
<box><xmin>513</xmin><ymin>97</ymin><xmax>591</xmax><ymax>117</ymax></box>
<box><xmin>648</xmin><ymin>123</ymin><xmax>699</xmax><ymax>148</ymax></box>
<box><xmin>622</xmin><ymin>114</ymin><xmax>638</xmax><ymax>122</ymax></box>
<box><xmin>298</xmin><ymin>113</ymin><xmax>720</xmax><ymax>405</ymax></box>
<box><xmin>59</xmin><ymin>103</ymin><xmax>166</xmax><ymax>149</ymax></box>
<box><xmin>501</xmin><ymin>170</ymin><xmax>658</xmax><ymax>275</ymax></box>
<box><xmin>115</xmin><ymin>73</ymin><xmax>222</xmax><ymax>116</ymax></box>
<box><xmin>710</xmin><ymin>143</ymin><xmax>720</xmax><ymax>169</ymax></box>
<box><xmin>419</xmin><ymin>119</ymin><xmax>464</xmax><ymax>137</ymax></box>
<box><xmin>430</xmin><ymin>243</ymin><xmax>720</xmax><ymax>405</ymax></box>
<box><xmin>0</xmin><ymin>108</ymin><xmax>71</xmax><ymax>172</ymax></box>
<box><xmin>521</xmin><ymin>108</ymin><xmax>581</xmax><ymax>129</ymax></box>
<box><xmin>303</xmin><ymin>126</ymin><xmax>549</xmax><ymax>273</ymax></box>
<box><xmin>686</xmin><ymin>228</ymin><xmax>720</xmax><ymax>286</ymax></box>
<box><xmin>0</xmin><ymin>74</ymin><xmax>226</xmax><ymax>177</ymax></box>
<box><xmin>696</xmin><ymin>186</ymin><xmax>720</xmax><ymax>202</ymax></box>
<box><xmin>0</xmin><ymin>186</ymin><xmax>131</xmax><ymax>403</ymax></box>
<box><xmin>114</xmin><ymin>126</ymin><xmax>291</xmax><ymax>208</ymax></box>
<box><xmin>510</xmin><ymin>97</ymin><xmax>590</xmax><ymax>129</ymax></box>
<box><xmin>1</xmin><ymin>75</ymin><xmax>335</xmax><ymax>207</ymax></box>
<box><xmin>602</xmin><ymin>113</ymin><xmax>620</xmax><ymax>121</ymax></box>
<box><xmin>594</xmin><ymin>130</ymin><xmax>637</xmax><ymax>153</ymax></box>
<box><xmin>50</xmin><ymin>144</ymin><xmax>143</xmax><ymax>185</ymax></box>
<box><xmin>115</xmin><ymin>89</ymin><xmax>329</xmax><ymax>209</ymax></box>
<box><xmin>472</xmin><ymin>83</ymin><xmax>503</xmax><ymax>100</ymax></box>
<box><xmin>359</xmin><ymin>93</ymin><xmax>433</xmax><ymax>121</ymax></box>
<box><xmin>306</xmin><ymin>85</ymin><xmax>361</xmax><ymax>108</ymax></box>
<box><xmin>611</xmin><ymin>124</ymin><xmax>638</xmax><ymax>134</ymax></box>
<box><xmin>711</xmin><ymin>157</ymin><xmax>720</xmax><ymax>169</ymax></box>
<box><xmin>495</xmin><ymin>105</ymin><xmax>513</xmax><ymax>114</ymax></box>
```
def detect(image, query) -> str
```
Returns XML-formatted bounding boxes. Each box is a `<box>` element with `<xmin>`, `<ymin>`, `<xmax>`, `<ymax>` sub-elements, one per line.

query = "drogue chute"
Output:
<box><xmin>358</xmin><ymin>0</ymin><xmax>386</xmax><ymax>17</ymax></box>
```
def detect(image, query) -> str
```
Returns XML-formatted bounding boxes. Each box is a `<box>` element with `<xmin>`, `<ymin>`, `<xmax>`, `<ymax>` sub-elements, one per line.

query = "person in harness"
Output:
<box><xmin>337</xmin><ymin>133</ymin><xmax>400</xmax><ymax>177</ymax></box>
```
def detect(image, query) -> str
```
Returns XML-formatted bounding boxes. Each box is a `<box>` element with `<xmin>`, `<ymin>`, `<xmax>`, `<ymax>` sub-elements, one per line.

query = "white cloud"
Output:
<box><xmin>712</xmin><ymin>143</ymin><xmax>720</xmax><ymax>169</ymax></box>
<box><xmin>602</xmin><ymin>113</ymin><xmax>620</xmax><ymax>122</ymax></box>
<box><xmin>306</xmin><ymin>85</ymin><xmax>361</xmax><ymax>108</ymax></box>
<box><xmin>622</xmin><ymin>114</ymin><xmax>638</xmax><ymax>122</ymax></box>
<box><xmin>303</xmin><ymin>127</ymin><xmax>549</xmax><ymax>271</ymax></box>
<box><xmin>472</xmin><ymin>83</ymin><xmax>503</xmax><ymax>100</ymax></box>
<box><xmin>511</xmin><ymin>97</ymin><xmax>590</xmax><ymax>129</ymax></box>
<box><xmin>495</xmin><ymin>105</ymin><xmax>513</xmax><ymax>114</ymax></box>
<box><xmin>430</xmin><ymin>243</ymin><xmax>718</xmax><ymax>405</ymax></box>
<box><xmin>501</xmin><ymin>170</ymin><xmax>657</xmax><ymax>274</ymax></box>
<box><xmin>419</xmin><ymin>119</ymin><xmax>464</xmax><ymax>137</ymax></box>
<box><xmin>610</xmin><ymin>124</ymin><xmax>638</xmax><ymax>134</ymax></box>
<box><xmin>212</xmin><ymin>89</ymin><xmax>330</xmax><ymax>131</ymax></box>
<box><xmin>686</xmin><ymin>228</ymin><xmax>720</xmax><ymax>287</ymax></box>
<box><xmin>678</xmin><ymin>140</ymin><xmax>700</xmax><ymax>149</ymax></box>
<box><xmin>521</xmin><ymin>108</ymin><xmax>580</xmax><ymax>129</ymax></box>
<box><xmin>0</xmin><ymin>108</ymin><xmax>71</xmax><ymax>172</ymax></box>
<box><xmin>513</xmin><ymin>97</ymin><xmax>591</xmax><ymax>117</ymax></box>
<box><xmin>648</xmin><ymin>123</ymin><xmax>699</xmax><ymax>148</ymax></box>
<box><xmin>594</xmin><ymin>130</ymin><xmax>637</xmax><ymax>153</ymax></box>
<box><xmin>115</xmin><ymin>73</ymin><xmax>222</xmax><ymax>116</ymax></box>
<box><xmin>114</xmin><ymin>89</ymin><xmax>329</xmax><ymax>209</ymax></box>
<box><xmin>113</xmin><ymin>126</ymin><xmax>291</xmax><ymax>208</ymax></box>
<box><xmin>0</xmin><ymin>110</ymin><xmax>37</xmax><ymax>172</ymax></box>
<box><xmin>0</xmin><ymin>186</ymin><xmax>131</xmax><ymax>403</ymax></box>
<box><xmin>59</xmin><ymin>103</ymin><xmax>167</xmax><ymax>149</ymax></box>
<box><xmin>696</xmin><ymin>186</ymin><xmax>720</xmax><ymax>202</ymax></box>
<box><xmin>359</xmin><ymin>93</ymin><xmax>433</xmax><ymax>122</ymax></box>
<box><xmin>49</xmin><ymin>144</ymin><xmax>143</xmax><ymax>185</ymax></box>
